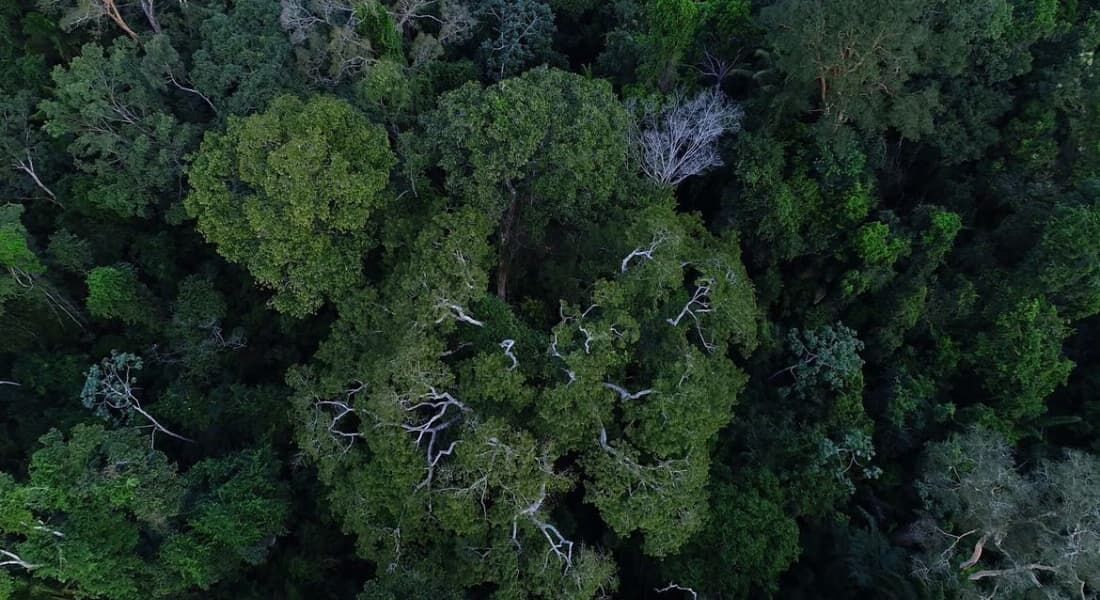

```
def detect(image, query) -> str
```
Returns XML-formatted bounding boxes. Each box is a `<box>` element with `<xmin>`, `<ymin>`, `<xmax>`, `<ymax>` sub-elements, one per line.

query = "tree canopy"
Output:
<box><xmin>2</xmin><ymin>0</ymin><xmax>1100</xmax><ymax>597</ymax></box>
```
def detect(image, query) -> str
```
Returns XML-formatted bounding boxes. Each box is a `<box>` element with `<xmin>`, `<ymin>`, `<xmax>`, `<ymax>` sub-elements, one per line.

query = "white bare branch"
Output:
<box><xmin>667</xmin><ymin>278</ymin><xmax>717</xmax><ymax>352</ymax></box>
<box><xmin>621</xmin><ymin>230</ymin><xmax>669</xmax><ymax>273</ymax></box>
<box><xmin>83</xmin><ymin>354</ymin><xmax>193</xmax><ymax>446</ymax></box>
<box><xmin>314</xmin><ymin>381</ymin><xmax>367</xmax><ymax>454</ymax></box>
<box><xmin>513</xmin><ymin>484</ymin><xmax>574</xmax><ymax>570</ymax></box>
<box><xmin>165</xmin><ymin>69</ymin><xmax>217</xmax><ymax>114</ymax></box>
<box><xmin>139</xmin><ymin>0</ymin><xmax>160</xmax><ymax>32</ymax></box>
<box><xmin>603</xmin><ymin>382</ymin><xmax>655</xmax><ymax>401</ymax></box>
<box><xmin>402</xmin><ymin>387</ymin><xmax>469</xmax><ymax>490</ymax></box>
<box><xmin>30</xmin><ymin>520</ymin><xmax>64</xmax><ymax>538</ymax></box>
<box><xmin>0</xmin><ymin>549</ymin><xmax>38</xmax><ymax>571</ymax></box>
<box><xmin>968</xmin><ymin>564</ymin><xmax>1056</xmax><ymax>582</ymax></box>
<box><xmin>390</xmin><ymin>0</ymin><xmax>439</xmax><ymax>28</ymax></box>
<box><xmin>656</xmin><ymin>582</ymin><xmax>698</xmax><ymax>600</ymax></box>
<box><xmin>434</xmin><ymin>300</ymin><xmax>485</xmax><ymax>327</ymax></box>
<box><xmin>633</xmin><ymin>89</ymin><xmax>744</xmax><ymax>187</ymax></box>
<box><xmin>500</xmin><ymin>339</ymin><xmax>518</xmax><ymax>370</ymax></box>
<box><xmin>13</xmin><ymin>151</ymin><xmax>60</xmax><ymax>207</ymax></box>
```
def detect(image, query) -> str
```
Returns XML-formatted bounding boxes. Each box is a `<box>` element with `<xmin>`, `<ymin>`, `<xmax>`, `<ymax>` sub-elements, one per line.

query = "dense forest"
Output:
<box><xmin>1</xmin><ymin>0</ymin><xmax>1099</xmax><ymax>598</ymax></box>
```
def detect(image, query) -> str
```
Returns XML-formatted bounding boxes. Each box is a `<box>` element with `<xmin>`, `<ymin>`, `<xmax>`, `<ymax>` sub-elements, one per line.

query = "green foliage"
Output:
<box><xmin>408</xmin><ymin>67</ymin><xmax>631</xmax><ymax>217</ymax></box>
<box><xmin>0</xmin><ymin>425</ymin><xmax>288</xmax><ymax>599</ymax></box>
<box><xmin>0</xmin><ymin>204</ymin><xmax>42</xmax><ymax>274</ymax></box>
<box><xmin>854</xmin><ymin>222</ymin><xmax>911</xmax><ymax>267</ymax></box>
<box><xmin>85</xmin><ymin>265</ymin><xmax>150</xmax><ymax>325</ymax></box>
<box><xmin>3</xmin><ymin>0</ymin><xmax>1100</xmax><ymax>597</ymax></box>
<box><xmin>40</xmin><ymin>38</ymin><xmax>198</xmax><ymax>217</ymax></box>
<box><xmin>969</xmin><ymin>297</ymin><xmax>1074</xmax><ymax>433</ymax></box>
<box><xmin>779</xmin><ymin>323</ymin><xmax>865</xmax><ymax>401</ymax></box>
<box><xmin>1023</xmin><ymin>202</ymin><xmax>1100</xmax><ymax>321</ymax></box>
<box><xmin>191</xmin><ymin>0</ymin><xmax>298</xmax><ymax>117</ymax></box>
<box><xmin>186</xmin><ymin>94</ymin><xmax>396</xmax><ymax>316</ymax></box>
<box><xmin>760</xmin><ymin>0</ymin><xmax>933</xmax><ymax>136</ymax></box>
<box><xmin>46</xmin><ymin>229</ymin><xmax>92</xmax><ymax>273</ymax></box>
<box><xmin>662</xmin><ymin>469</ymin><xmax>800</xmax><ymax>597</ymax></box>
<box><xmin>476</xmin><ymin>0</ymin><xmax>558</xmax><ymax>80</ymax></box>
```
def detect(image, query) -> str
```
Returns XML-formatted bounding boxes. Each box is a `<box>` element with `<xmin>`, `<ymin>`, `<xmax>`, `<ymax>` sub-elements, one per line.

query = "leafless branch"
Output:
<box><xmin>667</xmin><ymin>278</ymin><xmax>717</xmax><ymax>352</ymax></box>
<box><xmin>633</xmin><ymin>89</ymin><xmax>744</xmax><ymax>187</ymax></box>
<box><xmin>513</xmin><ymin>484</ymin><xmax>574</xmax><ymax>571</ymax></box>
<box><xmin>402</xmin><ymin>387</ymin><xmax>469</xmax><ymax>490</ymax></box>
<box><xmin>603</xmin><ymin>382</ymin><xmax>655</xmax><ymax>401</ymax></box>
<box><xmin>434</xmin><ymin>300</ymin><xmax>485</xmax><ymax>327</ymax></box>
<box><xmin>13</xmin><ymin>152</ymin><xmax>60</xmax><ymax>207</ymax></box>
<box><xmin>621</xmin><ymin>230</ymin><xmax>669</xmax><ymax>273</ymax></box>
<box><xmin>500</xmin><ymin>339</ymin><xmax>518</xmax><ymax>370</ymax></box>
<box><xmin>656</xmin><ymin>582</ymin><xmax>698</xmax><ymax>600</ymax></box>
<box><xmin>0</xmin><ymin>549</ymin><xmax>38</xmax><ymax>571</ymax></box>
<box><xmin>85</xmin><ymin>356</ymin><xmax>193</xmax><ymax>446</ymax></box>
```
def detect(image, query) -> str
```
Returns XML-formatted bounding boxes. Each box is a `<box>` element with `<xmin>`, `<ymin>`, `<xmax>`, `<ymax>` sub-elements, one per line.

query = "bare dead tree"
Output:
<box><xmin>438</xmin><ymin>1</ymin><xmax>476</xmax><ymax>45</ymax></box>
<box><xmin>280</xmin><ymin>0</ymin><xmax>323</xmax><ymax>37</ymax></box>
<box><xmin>390</xmin><ymin>0</ymin><xmax>439</xmax><ymax>28</ymax></box>
<box><xmin>482</xmin><ymin>0</ymin><xmax>552</xmax><ymax>81</ymax></box>
<box><xmin>697</xmin><ymin>48</ymin><xmax>734</xmax><ymax>87</ymax></box>
<box><xmin>280</xmin><ymin>0</ymin><xmax>379</xmax><ymax>84</ymax></box>
<box><xmin>633</xmin><ymin>89</ymin><xmax>744</xmax><ymax>187</ymax></box>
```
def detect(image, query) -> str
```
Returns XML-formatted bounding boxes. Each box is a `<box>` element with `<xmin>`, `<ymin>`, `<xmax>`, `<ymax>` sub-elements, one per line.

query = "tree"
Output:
<box><xmin>40</xmin><ymin>38</ymin><xmax>198</xmax><ymax>217</ymax></box>
<box><xmin>81</xmin><ymin>352</ymin><xmax>193</xmax><ymax>445</ymax></box>
<box><xmin>968</xmin><ymin>297</ymin><xmax>1073</xmax><ymax>434</ymax></box>
<box><xmin>600</xmin><ymin>0</ymin><xmax>709</xmax><ymax>91</ymax></box>
<box><xmin>404</xmin><ymin>67</ymin><xmax>634</xmax><ymax>301</ymax></box>
<box><xmin>37</xmin><ymin>0</ymin><xmax>142</xmax><ymax>39</ymax></box>
<box><xmin>475</xmin><ymin>0</ymin><xmax>558</xmax><ymax>80</ymax></box>
<box><xmin>85</xmin><ymin>264</ymin><xmax>152</xmax><ymax>325</ymax></box>
<box><xmin>759</xmin><ymin>0</ymin><xmax>935</xmax><ymax>137</ymax></box>
<box><xmin>390</xmin><ymin>0</ymin><xmax>477</xmax><ymax>67</ymax></box>
<box><xmin>773</xmin><ymin>323</ymin><xmax>865</xmax><ymax>401</ymax></box>
<box><xmin>186</xmin><ymin>94</ymin><xmax>396</xmax><ymax>317</ymax></box>
<box><xmin>0</xmin><ymin>92</ymin><xmax>60</xmax><ymax>206</ymax></box>
<box><xmin>915</xmin><ymin>428</ymin><xmax>1100</xmax><ymax>599</ymax></box>
<box><xmin>660</xmin><ymin>468</ymin><xmax>800</xmax><ymax>597</ymax></box>
<box><xmin>288</xmin><ymin>195</ymin><xmax>758</xmax><ymax>592</ymax></box>
<box><xmin>1022</xmin><ymin>202</ymin><xmax>1100</xmax><ymax>322</ymax></box>
<box><xmin>191</xmin><ymin>0</ymin><xmax>298</xmax><ymax>117</ymax></box>
<box><xmin>0</xmin><ymin>204</ymin><xmax>81</xmax><ymax>338</ymax></box>
<box><xmin>0</xmin><ymin>424</ymin><xmax>288</xmax><ymax>599</ymax></box>
<box><xmin>279</xmin><ymin>0</ymin><xmax>401</xmax><ymax>85</ymax></box>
